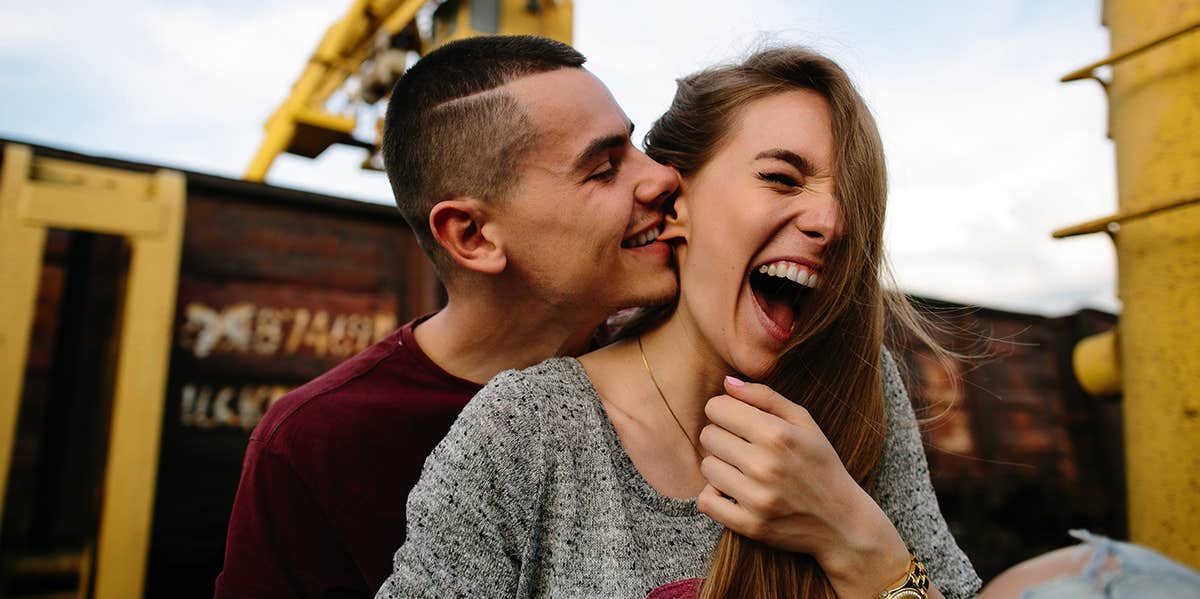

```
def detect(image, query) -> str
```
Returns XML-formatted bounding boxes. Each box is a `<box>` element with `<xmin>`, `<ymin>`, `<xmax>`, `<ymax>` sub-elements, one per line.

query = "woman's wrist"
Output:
<box><xmin>816</xmin><ymin>491</ymin><xmax>912</xmax><ymax>597</ymax></box>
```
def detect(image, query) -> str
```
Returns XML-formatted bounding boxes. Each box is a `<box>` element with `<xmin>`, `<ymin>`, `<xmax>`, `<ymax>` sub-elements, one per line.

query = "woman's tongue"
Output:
<box><xmin>753</xmin><ymin>285</ymin><xmax>796</xmax><ymax>333</ymax></box>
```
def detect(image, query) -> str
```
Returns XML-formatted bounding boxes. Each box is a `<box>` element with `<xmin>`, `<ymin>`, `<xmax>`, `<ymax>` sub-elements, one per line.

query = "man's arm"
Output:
<box><xmin>215</xmin><ymin>441</ymin><xmax>364</xmax><ymax>598</ymax></box>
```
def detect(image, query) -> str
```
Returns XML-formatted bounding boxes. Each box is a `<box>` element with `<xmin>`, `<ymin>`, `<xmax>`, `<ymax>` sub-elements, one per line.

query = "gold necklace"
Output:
<box><xmin>637</xmin><ymin>335</ymin><xmax>703</xmax><ymax>462</ymax></box>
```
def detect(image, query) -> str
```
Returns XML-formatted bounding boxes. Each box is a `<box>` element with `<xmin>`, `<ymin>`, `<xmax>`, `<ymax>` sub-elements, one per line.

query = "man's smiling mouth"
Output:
<box><xmin>621</xmin><ymin>222</ymin><xmax>665</xmax><ymax>248</ymax></box>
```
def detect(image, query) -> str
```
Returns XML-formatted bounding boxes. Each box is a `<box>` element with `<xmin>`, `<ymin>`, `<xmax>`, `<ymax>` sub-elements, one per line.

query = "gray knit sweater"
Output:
<box><xmin>378</xmin><ymin>355</ymin><xmax>981</xmax><ymax>599</ymax></box>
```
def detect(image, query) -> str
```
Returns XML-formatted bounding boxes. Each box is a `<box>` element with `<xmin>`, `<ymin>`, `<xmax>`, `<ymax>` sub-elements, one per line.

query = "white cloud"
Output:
<box><xmin>867</xmin><ymin>9</ymin><xmax>1119</xmax><ymax>315</ymax></box>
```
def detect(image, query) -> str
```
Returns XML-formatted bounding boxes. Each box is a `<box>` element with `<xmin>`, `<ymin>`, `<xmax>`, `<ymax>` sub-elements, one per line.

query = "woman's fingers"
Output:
<box><xmin>699</xmin><ymin>454</ymin><xmax>752</xmax><ymax>498</ymax></box>
<box><xmin>722</xmin><ymin>376</ymin><xmax>813</xmax><ymax>429</ymax></box>
<box><xmin>707</xmin><ymin>378</ymin><xmax>815</xmax><ymax>445</ymax></box>
<box><xmin>703</xmin><ymin>393</ymin><xmax>771</xmax><ymax>443</ymax></box>
<box><xmin>698</xmin><ymin>422</ymin><xmax>758</xmax><ymax>469</ymax></box>
<box><xmin>697</xmin><ymin>484</ymin><xmax>770</xmax><ymax>541</ymax></box>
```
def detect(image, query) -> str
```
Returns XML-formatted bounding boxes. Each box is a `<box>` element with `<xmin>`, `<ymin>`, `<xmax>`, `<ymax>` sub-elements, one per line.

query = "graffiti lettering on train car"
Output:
<box><xmin>178</xmin><ymin>302</ymin><xmax>397</xmax><ymax>359</ymax></box>
<box><xmin>179</xmin><ymin>382</ymin><xmax>292</xmax><ymax>430</ymax></box>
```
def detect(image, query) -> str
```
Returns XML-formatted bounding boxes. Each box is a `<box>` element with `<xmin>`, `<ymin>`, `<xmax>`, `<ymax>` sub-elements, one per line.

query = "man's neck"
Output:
<box><xmin>413</xmin><ymin>292</ymin><xmax>601</xmax><ymax>385</ymax></box>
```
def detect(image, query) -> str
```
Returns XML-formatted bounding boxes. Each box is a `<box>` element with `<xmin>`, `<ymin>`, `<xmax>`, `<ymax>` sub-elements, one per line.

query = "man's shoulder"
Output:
<box><xmin>250</xmin><ymin>327</ymin><xmax>476</xmax><ymax>448</ymax></box>
<box><xmin>250</xmin><ymin>331</ymin><xmax>399</xmax><ymax>442</ymax></box>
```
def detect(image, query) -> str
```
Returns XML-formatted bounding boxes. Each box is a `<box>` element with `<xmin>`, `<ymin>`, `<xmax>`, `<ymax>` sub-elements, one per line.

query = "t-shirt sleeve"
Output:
<box><xmin>376</xmin><ymin>370</ymin><xmax>547</xmax><ymax>599</ymax></box>
<box><xmin>873</xmin><ymin>349</ymin><xmax>982</xmax><ymax>599</ymax></box>
<box><xmin>215</xmin><ymin>440</ymin><xmax>362</xmax><ymax>598</ymax></box>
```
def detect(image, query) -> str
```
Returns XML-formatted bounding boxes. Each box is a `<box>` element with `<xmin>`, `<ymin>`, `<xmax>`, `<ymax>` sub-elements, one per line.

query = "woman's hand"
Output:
<box><xmin>695</xmin><ymin>376</ymin><xmax>916</xmax><ymax>597</ymax></box>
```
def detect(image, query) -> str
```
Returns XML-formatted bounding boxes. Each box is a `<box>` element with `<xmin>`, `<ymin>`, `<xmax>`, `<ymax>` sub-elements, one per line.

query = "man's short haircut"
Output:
<box><xmin>382</xmin><ymin>35</ymin><xmax>586</xmax><ymax>276</ymax></box>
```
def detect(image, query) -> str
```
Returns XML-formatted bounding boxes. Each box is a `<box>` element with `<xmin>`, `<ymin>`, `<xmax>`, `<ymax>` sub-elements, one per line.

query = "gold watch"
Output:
<box><xmin>875</xmin><ymin>550</ymin><xmax>929</xmax><ymax>599</ymax></box>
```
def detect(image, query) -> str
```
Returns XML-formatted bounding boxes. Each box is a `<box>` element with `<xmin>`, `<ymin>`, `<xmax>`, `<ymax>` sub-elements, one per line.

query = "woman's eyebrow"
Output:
<box><xmin>755</xmin><ymin>149</ymin><xmax>816</xmax><ymax>175</ymax></box>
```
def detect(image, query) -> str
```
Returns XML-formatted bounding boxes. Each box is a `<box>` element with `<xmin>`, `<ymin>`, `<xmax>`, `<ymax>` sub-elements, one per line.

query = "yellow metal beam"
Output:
<box><xmin>245</xmin><ymin>0</ymin><xmax>424</xmax><ymax>181</ymax></box>
<box><xmin>246</xmin><ymin>0</ymin><xmax>573</xmax><ymax>181</ymax></box>
<box><xmin>0</xmin><ymin>144</ymin><xmax>46</xmax><ymax>530</ymax></box>
<box><xmin>92</xmin><ymin>167</ymin><xmax>185</xmax><ymax>599</ymax></box>
<box><xmin>19</xmin><ymin>179</ymin><xmax>167</xmax><ymax>236</ymax></box>
<box><xmin>378</xmin><ymin>0</ymin><xmax>434</xmax><ymax>42</ymax></box>
<box><xmin>1061</xmin><ymin>19</ymin><xmax>1200</xmax><ymax>83</ymax></box>
<box><xmin>1052</xmin><ymin>191</ymin><xmax>1200</xmax><ymax>238</ymax></box>
<box><xmin>502</xmin><ymin>0</ymin><xmax>573</xmax><ymax>44</ymax></box>
<box><xmin>0</xmin><ymin>144</ymin><xmax>187</xmax><ymax>598</ymax></box>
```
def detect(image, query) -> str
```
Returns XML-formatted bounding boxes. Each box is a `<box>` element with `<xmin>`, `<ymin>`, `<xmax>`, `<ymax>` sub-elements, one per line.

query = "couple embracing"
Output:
<box><xmin>217</xmin><ymin>35</ymin><xmax>981</xmax><ymax>599</ymax></box>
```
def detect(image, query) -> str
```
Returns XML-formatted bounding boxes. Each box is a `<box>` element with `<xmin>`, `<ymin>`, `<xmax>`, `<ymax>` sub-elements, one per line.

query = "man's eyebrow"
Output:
<box><xmin>571</xmin><ymin>121</ymin><xmax>635</xmax><ymax>175</ymax></box>
<box><xmin>755</xmin><ymin>149</ymin><xmax>817</xmax><ymax>175</ymax></box>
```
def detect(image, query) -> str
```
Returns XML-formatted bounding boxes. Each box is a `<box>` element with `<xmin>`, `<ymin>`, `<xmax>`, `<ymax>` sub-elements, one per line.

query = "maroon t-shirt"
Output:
<box><xmin>214</xmin><ymin>316</ymin><xmax>481</xmax><ymax>598</ymax></box>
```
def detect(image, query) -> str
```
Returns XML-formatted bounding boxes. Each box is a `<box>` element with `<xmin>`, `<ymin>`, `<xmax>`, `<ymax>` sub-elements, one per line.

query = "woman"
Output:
<box><xmin>378</xmin><ymin>47</ymin><xmax>980</xmax><ymax>599</ymax></box>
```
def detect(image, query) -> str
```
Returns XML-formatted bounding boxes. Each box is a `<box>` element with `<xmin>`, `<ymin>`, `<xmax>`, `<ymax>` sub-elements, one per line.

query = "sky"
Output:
<box><xmin>0</xmin><ymin>0</ymin><xmax>1120</xmax><ymax>315</ymax></box>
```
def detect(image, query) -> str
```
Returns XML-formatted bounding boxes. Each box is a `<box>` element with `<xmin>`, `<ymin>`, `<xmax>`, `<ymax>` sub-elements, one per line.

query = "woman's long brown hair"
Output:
<box><xmin>639</xmin><ymin>47</ymin><xmax>953</xmax><ymax>599</ymax></box>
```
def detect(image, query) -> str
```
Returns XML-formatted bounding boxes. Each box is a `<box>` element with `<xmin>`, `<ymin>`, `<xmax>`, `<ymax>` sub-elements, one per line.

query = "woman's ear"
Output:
<box><xmin>428</xmin><ymin>198</ymin><xmax>507</xmax><ymax>275</ymax></box>
<box><xmin>658</xmin><ymin>183</ymin><xmax>690</xmax><ymax>243</ymax></box>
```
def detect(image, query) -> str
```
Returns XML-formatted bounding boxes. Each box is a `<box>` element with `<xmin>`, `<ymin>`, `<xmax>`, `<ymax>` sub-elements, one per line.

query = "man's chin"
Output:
<box><xmin>620</xmin><ymin>280</ymin><xmax>680</xmax><ymax>309</ymax></box>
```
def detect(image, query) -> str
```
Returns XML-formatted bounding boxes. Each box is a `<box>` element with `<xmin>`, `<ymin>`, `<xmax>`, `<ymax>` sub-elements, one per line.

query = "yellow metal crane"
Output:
<box><xmin>244</xmin><ymin>0</ymin><xmax>573</xmax><ymax>182</ymax></box>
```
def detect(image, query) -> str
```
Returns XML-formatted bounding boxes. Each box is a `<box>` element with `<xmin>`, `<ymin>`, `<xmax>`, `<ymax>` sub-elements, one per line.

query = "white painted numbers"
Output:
<box><xmin>179</xmin><ymin>383</ymin><xmax>290</xmax><ymax>431</ymax></box>
<box><xmin>179</xmin><ymin>302</ymin><xmax>396</xmax><ymax>359</ymax></box>
<box><xmin>176</xmin><ymin>301</ymin><xmax>399</xmax><ymax>431</ymax></box>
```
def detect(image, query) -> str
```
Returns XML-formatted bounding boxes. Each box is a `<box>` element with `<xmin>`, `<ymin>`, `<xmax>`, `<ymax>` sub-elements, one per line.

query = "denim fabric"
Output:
<box><xmin>1022</xmin><ymin>530</ymin><xmax>1200</xmax><ymax>599</ymax></box>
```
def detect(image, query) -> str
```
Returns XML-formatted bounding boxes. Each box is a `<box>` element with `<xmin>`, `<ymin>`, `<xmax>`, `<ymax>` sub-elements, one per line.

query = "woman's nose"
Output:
<box><xmin>795</xmin><ymin>195</ymin><xmax>841</xmax><ymax>246</ymax></box>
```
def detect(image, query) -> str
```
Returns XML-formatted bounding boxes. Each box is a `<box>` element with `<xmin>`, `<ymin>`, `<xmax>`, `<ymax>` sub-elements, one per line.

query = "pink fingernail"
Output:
<box><xmin>724</xmin><ymin>375</ymin><xmax>745</xmax><ymax>387</ymax></box>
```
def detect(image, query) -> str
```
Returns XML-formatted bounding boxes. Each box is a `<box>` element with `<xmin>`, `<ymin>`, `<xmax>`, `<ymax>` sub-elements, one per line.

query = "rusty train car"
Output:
<box><xmin>892</xmin><ymin>301</ymin><xmax>1122</xmax><ymax>579</ymax></box>
<box><xmin>1</xmin><ymin>138</ymin><xmax>442</xmax><ymax>597</ymax></box>
<box><xmin>1</xmin><ymin>139</ymin><xmax>1121</xmax><ymax>596</ymax></box>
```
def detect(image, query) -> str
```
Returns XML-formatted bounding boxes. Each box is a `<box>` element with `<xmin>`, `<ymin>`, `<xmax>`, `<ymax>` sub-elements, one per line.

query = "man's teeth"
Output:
<box><xmin>757</xmin><ymin>261</ymin><xmax>820</xmax><ymax>288</ymax></box>
<box><xmin>624</xmin><ymin>226</ymin><xmax>661</xmax><ymax>248</ymax></box>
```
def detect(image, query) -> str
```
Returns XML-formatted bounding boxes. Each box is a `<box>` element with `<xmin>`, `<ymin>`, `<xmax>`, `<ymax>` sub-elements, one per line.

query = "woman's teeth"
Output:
<box><xmin>623</xmin><ymin>225</ymin><xmax>661</xmax><ymax>248</ymax></box>
<box><xmin>757</xmin><ymin>261</ymin><xmax>820</xmax><ymax>288</ymax></box>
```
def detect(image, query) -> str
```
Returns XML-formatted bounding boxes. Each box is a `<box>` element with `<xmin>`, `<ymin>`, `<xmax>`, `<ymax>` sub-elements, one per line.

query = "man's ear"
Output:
<box><xmin>428</xmin><ymin>198</ymin><xmax>507</xmax><ymax>275</ymax></box>
<box><xmin>658</xmin><ymin>186</ymin><xmax>690</xmax><ymax>243</ymax></box>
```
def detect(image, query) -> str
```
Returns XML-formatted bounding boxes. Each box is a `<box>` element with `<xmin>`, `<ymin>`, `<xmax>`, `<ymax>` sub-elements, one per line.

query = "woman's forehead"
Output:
<box><xmin>716</xmin><ymin>90</ymin><xmax>835</xmax><ymax>170</ymax></box>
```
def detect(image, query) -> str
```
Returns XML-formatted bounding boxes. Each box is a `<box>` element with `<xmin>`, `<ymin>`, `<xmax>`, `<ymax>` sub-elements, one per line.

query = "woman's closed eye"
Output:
<box><xmin>756</xmin><ymin>171</ymin><xmax>803</xmax><ymax>189</ymax></box>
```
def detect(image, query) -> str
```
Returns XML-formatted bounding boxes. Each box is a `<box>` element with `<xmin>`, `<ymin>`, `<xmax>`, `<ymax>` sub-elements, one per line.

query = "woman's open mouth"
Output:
<box><xmin>748</xmin><ymin>260</ymin><xmax>820</xmax><ymax>341</ymax></box>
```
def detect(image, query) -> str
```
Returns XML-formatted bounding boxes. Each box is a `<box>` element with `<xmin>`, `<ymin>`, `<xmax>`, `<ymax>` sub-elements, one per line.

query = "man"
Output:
<box><xmin>215</xmin><ymin>35</ymin><xmax>678</xmax><ymax>597</ymax></box>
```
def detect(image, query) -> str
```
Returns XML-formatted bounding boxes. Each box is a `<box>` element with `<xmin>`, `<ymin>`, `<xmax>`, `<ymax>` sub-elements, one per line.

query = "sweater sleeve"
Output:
<box><xmin>376</xmin><ymin>370</ymin><xmax>548</xmax><ymax>599</ymax></box>
<box><xmin>874</xmin><ymin>349</ymin><xmax>982</xmax><ymax>599</ymax></box>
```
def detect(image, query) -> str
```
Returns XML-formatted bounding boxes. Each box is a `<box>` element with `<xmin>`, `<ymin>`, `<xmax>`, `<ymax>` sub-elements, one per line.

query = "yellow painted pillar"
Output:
<box><xmin>91</xmin><ymin>168</ymin><xmax>186</xmax><ymax>599</ymax></box>
<box><xmin>0</xmin><ymin>145</ymin><xmax>46</xmax><ymax>528</ymax></box>
<box><xmin>0</xmin><ymin>144</ymin><xmax>186</xmax><ymax>597</ymax></box>
<box><xmin>1104</xmin><ymin>0</ymin><xmax>1200</xmax><ymax>568</ymax></box>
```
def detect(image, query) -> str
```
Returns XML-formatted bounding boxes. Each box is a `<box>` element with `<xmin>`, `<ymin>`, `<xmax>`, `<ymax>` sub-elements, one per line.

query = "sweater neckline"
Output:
<box><xmin>558</xmin><ymin>357</ymin><xmax>701</xmax><ymax>517</ymax></box>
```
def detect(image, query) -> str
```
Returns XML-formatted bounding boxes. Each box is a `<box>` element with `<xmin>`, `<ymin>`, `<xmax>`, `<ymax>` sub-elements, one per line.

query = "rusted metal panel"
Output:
<box><xmin>146</xmin><ymin>169</ymin><xmax>435</xmax><ymax>597</ymax></box>
<box><xmin>0</xmin><ymin>139</ymin><xmax>442</xmax><ymax>597</ymax></box>
<box><xmin>894</xmin><ymin>303</ymin><xmax>1122</xmax><ymax>580</ymax></box>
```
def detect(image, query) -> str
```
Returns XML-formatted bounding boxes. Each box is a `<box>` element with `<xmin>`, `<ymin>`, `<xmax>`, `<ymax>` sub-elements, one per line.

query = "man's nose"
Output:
<box><xmin>795</xmin><ymin>195</ymin><xmax>841</xmax><ymax>247</ymax></box>
<box><xmin>633</xmin><ymin>152</ymin><xmax>679</xmax><ymax>208</ymax></box>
